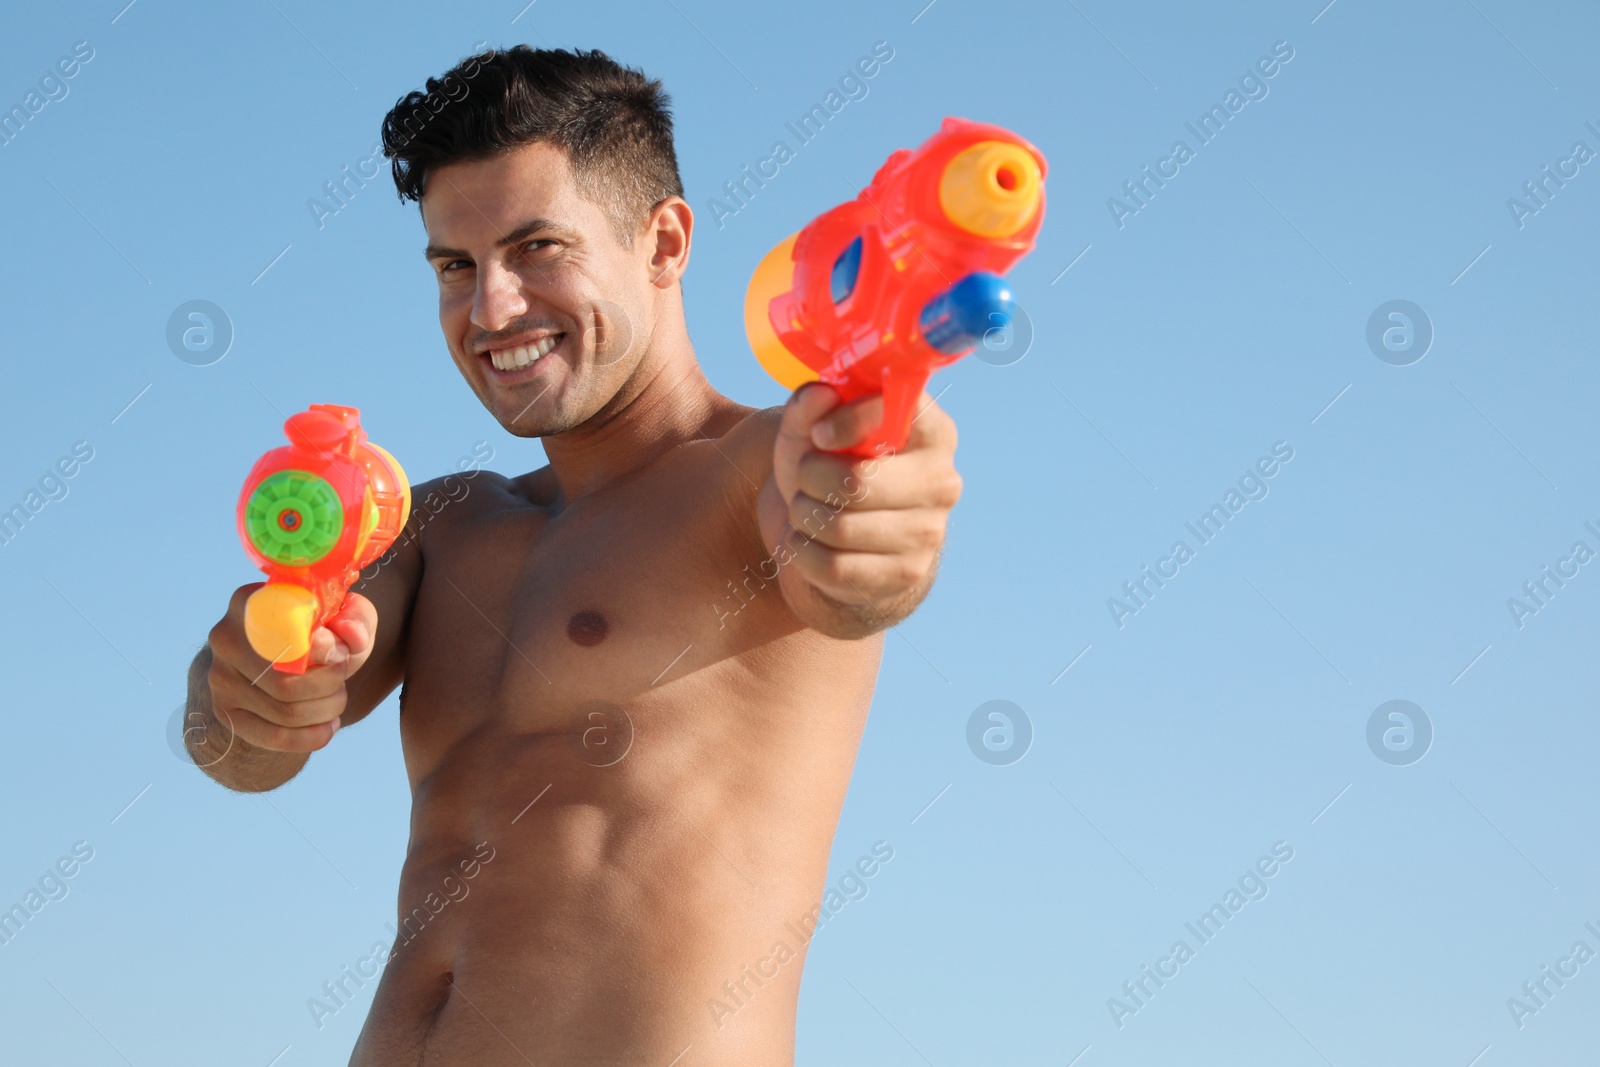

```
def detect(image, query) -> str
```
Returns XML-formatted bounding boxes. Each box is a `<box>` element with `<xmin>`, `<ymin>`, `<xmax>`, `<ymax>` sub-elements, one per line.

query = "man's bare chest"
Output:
<box><xmin>394</xmin><ymin>462</ymin><xmax>784</xmax><ymax>767</ymax></box>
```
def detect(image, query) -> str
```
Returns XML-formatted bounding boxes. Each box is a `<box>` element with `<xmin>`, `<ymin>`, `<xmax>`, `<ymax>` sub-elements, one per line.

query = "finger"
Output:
<box><xmin>795</xmin><ymin>447</ymin><xmax>962</xmax><ymax>511</ymax></box>
<box><xmin>250</xmin><ymin>690</ymin><xmax>347</xmax><ymax>731</ymax></box>
<box><xmin>783</xmin><ymin>533</ymin><xmax>932</xmax><ymax>606</ymax></box>
<box><xmin>901</xmin><ymin>391</ymin><xmax>957</xmax><ymax>454</ymax></box>
<box><xmin>319</xmin><ymin>593</ymin><xmax>378</xmax><ymax>676</ymax></box>
<box><xmin>210</xmin><ymin>654</ymin><xmax>348</xmax><ymax>722</ymax></box>
<box><xmin>773</xmin><ymin>383</ymin><xmax>842</xmax><ymax>502</ymax></box>
<box><xmin>306</xmin><ymin>626</ymin><xmax>348</xmax><ymax>669</ymax></box>
<box><xmin>790</xmin><ymin>451</ymin><xmax>871</xmax><ymax>510</ymax></box>
<box><xmin>811</xmin><ymin>393</ymin><xmax>884</xmax><ymax>451</ymax></box>
<box><xmin>786</xmin><ymin>493</ymin><xmax>947</xmax><ymax>553</ymax></box>
<box><xmin>248</xmin><ymin>653</ymin><xmax>356</xmax><ymax>704</ymax></box>
<box><xmin>212</xmin><ymin>701</ymin><xmax>342</xmax><ymax>754</ymax></box>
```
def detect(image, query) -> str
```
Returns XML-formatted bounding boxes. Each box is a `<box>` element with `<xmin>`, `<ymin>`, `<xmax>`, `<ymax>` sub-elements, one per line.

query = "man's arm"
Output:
<box><xmin>184</xmin><ymin>479</ymin><xmax>430</xmax><ymax>792</ymax></box>
<box><xmin>756</xmin><ymin>384</ymin><xmax>962</xmax><ymax>639</ymax></box>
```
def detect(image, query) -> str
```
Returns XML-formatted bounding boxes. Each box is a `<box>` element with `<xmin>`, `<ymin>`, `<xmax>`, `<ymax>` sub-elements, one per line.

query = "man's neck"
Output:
<box><xmin>540</xmin><ymin>334</ymin><xmax>729</xmax><ymax>503</ymax></box>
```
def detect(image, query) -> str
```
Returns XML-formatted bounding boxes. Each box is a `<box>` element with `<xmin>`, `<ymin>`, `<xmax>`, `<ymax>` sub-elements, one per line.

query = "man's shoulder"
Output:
<box><xmin>698</xmin><ymin>402</ymin><xmax>784</xmax><ymax>486</ymax></box>
<box><xmin>404</xmin><ymin>464</ymin><xmax>539</xmax><ymax>547</ymax></box>
<box><xmin>410</xmin><ymin>466</ymin><xmax>520</xmax><ymax>506</ymax></box>
<box><xmin>667</xmin><ymin>402</ymin><xmax>782</xmax><ymax>568</ymax></box>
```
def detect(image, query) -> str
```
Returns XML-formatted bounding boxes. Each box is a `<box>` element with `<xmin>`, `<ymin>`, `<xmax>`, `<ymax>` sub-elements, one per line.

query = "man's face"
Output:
<box><xmin>422</xmin><ymin>141</ymin><xmax>644</xmax><ymax>437</ymax></box>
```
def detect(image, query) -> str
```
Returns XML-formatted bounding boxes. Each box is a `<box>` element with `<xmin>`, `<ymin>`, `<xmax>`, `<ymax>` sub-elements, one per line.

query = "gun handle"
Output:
<box><xmin>832</xmin><ymin>364</ymin><xmax>931</xmax><ymax>459</ymax></box>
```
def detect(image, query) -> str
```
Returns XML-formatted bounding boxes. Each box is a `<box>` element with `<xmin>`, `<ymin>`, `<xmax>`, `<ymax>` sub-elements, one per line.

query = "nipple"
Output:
<box><xmin>567</xmin><ymin>610</ymin><xmax>609</xmax><ymax>647</ymax></box>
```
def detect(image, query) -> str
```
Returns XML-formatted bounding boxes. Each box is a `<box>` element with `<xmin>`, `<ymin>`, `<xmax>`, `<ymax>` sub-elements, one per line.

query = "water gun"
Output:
<box><xmin>235</xmin><ymin>405</ymin><xmax>411</xmax><ymax>674</ymax></box>
<box><xmin>745</xmin><ymin>116</ymin><xmax>1047</xmax><ymax>457</ymax></box>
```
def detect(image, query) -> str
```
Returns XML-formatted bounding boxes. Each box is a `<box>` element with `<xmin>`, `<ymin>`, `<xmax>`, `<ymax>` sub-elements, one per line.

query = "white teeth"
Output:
<box><xmin>489</xmin><ymin>334</ymin><xmax>561</xmax><ymax>371</ymax></box>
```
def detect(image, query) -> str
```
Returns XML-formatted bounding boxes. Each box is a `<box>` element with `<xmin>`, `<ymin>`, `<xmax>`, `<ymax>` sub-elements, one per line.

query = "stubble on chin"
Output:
<box><xmin>497</xmin><ymin>383</ymin><xmax>585</xmax><ymax>439</ymax></box>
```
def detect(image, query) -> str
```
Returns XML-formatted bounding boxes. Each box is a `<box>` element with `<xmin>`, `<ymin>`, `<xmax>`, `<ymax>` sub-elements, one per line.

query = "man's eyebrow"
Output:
<box><xmin>423</xmin><ymin>217</ymin><xmax>573</xmax><ymax>261</ymax></box>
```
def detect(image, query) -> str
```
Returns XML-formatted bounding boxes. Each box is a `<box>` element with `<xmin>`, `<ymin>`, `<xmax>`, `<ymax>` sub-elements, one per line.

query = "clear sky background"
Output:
<box><xmin>2</xmin><ymin>0</ymin><xmax>1598</xmax><ymax>1063</ymax></box>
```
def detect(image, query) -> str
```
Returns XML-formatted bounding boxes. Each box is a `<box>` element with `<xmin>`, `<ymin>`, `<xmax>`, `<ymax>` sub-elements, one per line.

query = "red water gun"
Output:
<box><xmin>235</xmin><ymin>405</ymin><xmax>411</xmax><ymax>674</ymax></box>
<box><xmin>745</xmin><ymin>116</ymin><xmax>1047</xmax><ymax>457</ymax></box>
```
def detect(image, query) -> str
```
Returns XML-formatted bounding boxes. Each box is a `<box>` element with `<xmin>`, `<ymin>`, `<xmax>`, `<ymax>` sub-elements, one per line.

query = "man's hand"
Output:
<box><xmin>759</xmin><ymin>383</ymin><xmax>962</xmax><ymax>639</ymax></box>
<box><xmin>189</xmin><ymin>586</ymin><xmax>378</xmax><ymax>790</ymax></box>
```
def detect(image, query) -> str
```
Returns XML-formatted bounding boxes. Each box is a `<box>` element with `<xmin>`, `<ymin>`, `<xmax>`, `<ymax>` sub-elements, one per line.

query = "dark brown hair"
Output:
<box><xmin>381</xmin><ymin>46</ymin><xmax>683</xmax><ymax>246</ymax></box>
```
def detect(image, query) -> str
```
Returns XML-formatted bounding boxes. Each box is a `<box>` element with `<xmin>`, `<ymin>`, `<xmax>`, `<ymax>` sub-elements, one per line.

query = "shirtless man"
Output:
<box><xmin>185</xmin><ymin>45</ymin><xmax>962</xmax><ymax>1066</ymax></box>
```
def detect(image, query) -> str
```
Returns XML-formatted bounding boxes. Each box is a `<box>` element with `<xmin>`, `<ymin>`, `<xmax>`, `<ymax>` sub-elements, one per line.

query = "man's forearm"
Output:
<box><xmin>185</xmin><ymin>647</ymin><xmax>309</xmax><ymax>793</ymax></box>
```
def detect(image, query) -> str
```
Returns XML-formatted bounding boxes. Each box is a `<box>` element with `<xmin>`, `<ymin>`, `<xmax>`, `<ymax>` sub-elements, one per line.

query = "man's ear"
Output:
<box><xmin>644</xmin><ymin>197</ymin><xmax>693</xmax><ymax>289</ymax></box>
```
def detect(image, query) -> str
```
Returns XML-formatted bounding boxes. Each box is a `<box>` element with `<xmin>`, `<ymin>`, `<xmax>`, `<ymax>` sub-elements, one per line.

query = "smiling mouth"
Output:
<box><xmin>483</xmin><ymin>333</ymin><xmax>565</xmax><ymax>372</ymax></box>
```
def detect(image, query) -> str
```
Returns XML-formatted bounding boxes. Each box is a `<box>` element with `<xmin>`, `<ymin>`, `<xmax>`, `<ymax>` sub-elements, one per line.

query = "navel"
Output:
<box><xmin>567</xmin><ymin>610</ymin><xmax>609</xmax><ymax>647</ymax></box>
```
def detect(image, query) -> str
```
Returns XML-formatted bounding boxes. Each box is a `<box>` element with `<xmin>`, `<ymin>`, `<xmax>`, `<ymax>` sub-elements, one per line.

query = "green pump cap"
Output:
<box><xmin>244</xmin><ymin>470</ymin><xmax>343</xmax><ymax>566</ymax></box>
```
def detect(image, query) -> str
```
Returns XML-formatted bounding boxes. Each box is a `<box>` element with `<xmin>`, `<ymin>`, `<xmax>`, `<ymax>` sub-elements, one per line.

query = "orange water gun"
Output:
<box><xmin>745</xmin><ymin>116</ymin><xmax>1047</xmax><ymax>457</ymax></box>
<box><xmin>235</xmin><ymin>405</ymin><xmax>411</xmax><ymax>674</ymax></box>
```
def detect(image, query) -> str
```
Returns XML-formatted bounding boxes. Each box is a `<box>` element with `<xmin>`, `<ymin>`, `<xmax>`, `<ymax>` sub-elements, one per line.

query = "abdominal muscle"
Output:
<box><xmin>349</xmin><ymin>662</ymin><xmax>877</xmax><ymax>1067</ymax></box>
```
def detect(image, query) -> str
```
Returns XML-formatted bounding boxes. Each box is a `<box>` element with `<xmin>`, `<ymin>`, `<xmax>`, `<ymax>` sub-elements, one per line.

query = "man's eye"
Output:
<box><xmin>521</xmin><ymin>239</ymin><xmax>555</xmax><ymax>255</ymax></box>
<box><xmin>440</xmin><ymin>259</ymin><xmax>472</xmax><ymax>274</ymax></box>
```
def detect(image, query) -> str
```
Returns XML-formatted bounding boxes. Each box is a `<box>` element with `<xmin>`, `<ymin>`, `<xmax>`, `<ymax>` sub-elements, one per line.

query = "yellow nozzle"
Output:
<box><xmin>939</xmin><ymin>140</ymin><xmax>1042</xmax><ymax>238</ymax></box>
<box><xmin>744</xmin><ymin>231</ymin><xmax>819</xmax><ymax>391</ymax></box>
<box><xmin>244</xmin><ymin>583</ymin><xmax>318</xmax><ymax>664</ymax></box>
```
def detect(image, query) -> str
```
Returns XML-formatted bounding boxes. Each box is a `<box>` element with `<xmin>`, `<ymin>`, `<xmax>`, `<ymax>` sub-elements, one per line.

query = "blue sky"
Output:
<box><xmin>2</xmin><ymin>0</ymin><xmax>1598</xmax><ymax>1063</ymax></box>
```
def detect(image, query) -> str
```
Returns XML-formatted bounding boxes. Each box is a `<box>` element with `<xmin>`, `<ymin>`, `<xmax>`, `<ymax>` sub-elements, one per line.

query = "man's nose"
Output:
<box><xmin>471</xmin><ymin>262</ymin><xmax>529</xmax><ymax>334</ymax></box>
